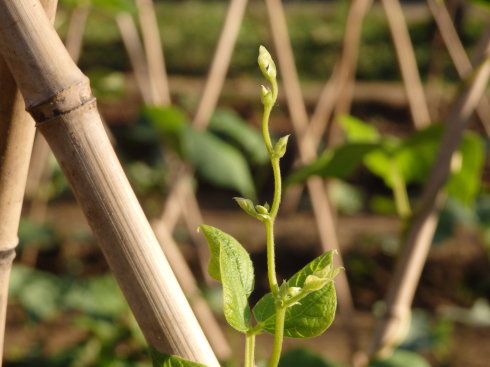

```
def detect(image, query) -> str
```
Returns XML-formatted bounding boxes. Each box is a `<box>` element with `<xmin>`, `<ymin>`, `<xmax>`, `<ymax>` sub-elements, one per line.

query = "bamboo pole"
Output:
<box><xmin>0</xmin><ymin>2</ymin><xmax>218</xmax><ymax>365</ymax></box>
<box><xmin>135</xmin><ymin>0</ymin><xmax>171</xmax><ymax>106</ymax></box>
<box><xmin>282</xmin><ymin>0</ymin><xmax>372</xmax><ymax>213</ymax></box>
<box><xmin>65</xmin><ymin>4</ymin><xmax>90</xmax><ymax>63</ymax></box>
<box><xmin>0</xmin><ymin>1</ymin><xmax>57</xmax><ymax>364</ymax></box>
<box><xmin>427</xmin><ymin>0</ymin><xmax>490</xmax><ymax>136</ymax></box>
<box><xmin>331</xmin><ymin>0</ymin><xmax>373</xmax><ymax>124</ymax></box>
<box><xmin>193</xmin><ymin>0</ymin><xmax>249</xmax><ymax>129</ymax></box>
<box><xmin>369</xmin><ymin>42</ymin><xmax>490</xmax><ymax>360</ymax></box>
<box><xmin>116</xmin><ymin>12</ymin><xmax>153</xmax><ymax>104</ymax></box>
<box><xmin>23</xmin><ymin>4</ymin><xmax>91</xmax><ymax>265</ymax></box>
<box><xmin>151</xmin><ymin>219</ymin><xmax>231</xmax><ymax>360</ymax></box>
<box><xmin>380</xmin><ymin>0</ymin><xmax>431</xmax><ymax>129</ymax></box>
<box><xmin>0</xmin><ymin>56</ymin><xmax>36</xmax><ymax>367</ymax></box>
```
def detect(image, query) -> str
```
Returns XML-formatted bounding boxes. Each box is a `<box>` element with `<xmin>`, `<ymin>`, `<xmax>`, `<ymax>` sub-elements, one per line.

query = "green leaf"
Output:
<box><xmin>467</xmin><ymin>0</ymin><xmax>490</xmax><ymax>11</ymax></box>
<box><xmin>144</xmin><ymin>105</ymin><xmax>188</xmax><ymax>155</ymax></box>
<box><xmin>446</xmin><ymin>131</ymin><xmax>484</xmax><ymax>205</ymax></box>
<box><xmin>184</xmin><ymin>128</ymin><xmax>256</xmax><ymax>200</ymax></box>
<box><xmin>63</xmin><ymin>275</ymin><xmax>128</xmax><ymax>317</ymax></box>
<box><xmin>209</xmin><ymin>109</ymin><xmax>269</xmax><ymax>164</ymax></box>
<box><xmin>369</xmin><ymin>350</ymin><xmax>430</xmax><ymax>367</ymax></box>
<box><xmin>363</xmin><ymin>125</ymin><xmax>443</xmax><ymax>188</ymax></box>
<box><xmin>199</xmin><ymin>225</ymin><xmax>254</xmax><ymax>332</ymax></box>
<box><xmin>253</xmin><ymin>251</ymin><xmax>337</xmax><ymax>338</ymax></box>
<box><xmin>150</xmin><ymin>348</ymin><xmax>209</xmax><ymax>367</ymax></box>
<box><xmin>286</xmin><ymin>143</ymin><xmax>378</xmax><ymax>185</ymax></box>
<box><xmin>338</xmin><ymin>115</ymin><xmax>380</xmax><ymax>143</ymax></box>
<box><xmin>9</xmin><ymin>265</ymin><xmax>63</xmax><ymax>320</ymax></box>
<box><xmin>147</xmin><ymin>106</ymin><xmax>257</xmax><ymax>199</ymax></box>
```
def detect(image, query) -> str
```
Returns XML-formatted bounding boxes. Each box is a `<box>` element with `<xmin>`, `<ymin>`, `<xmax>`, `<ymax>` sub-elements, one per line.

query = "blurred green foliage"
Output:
<box><xmin>7</xmin><ymin>266</ymin><xmax>150</xmax><ymax>367</ymax></box>
<box><xmin>56</xmin><ymin>0</ymin><xmax>487</xmax><ymax>81</ymax></box>
<box><xmin>288</xmin><ymin>115</ymin><xmax>485</xmax><ymax>208</ymax></box>
<box><xmin>144</xmin><ymin>106</ymin><xmax>265</xmax><ymax>199</ymax></box>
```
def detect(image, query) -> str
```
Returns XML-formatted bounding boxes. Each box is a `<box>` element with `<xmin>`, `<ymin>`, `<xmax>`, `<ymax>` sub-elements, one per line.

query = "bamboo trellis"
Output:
<box><xmin>2</xmin><ymin>0</ymin><xmax>489</xmax><ymax>366</ymax></box>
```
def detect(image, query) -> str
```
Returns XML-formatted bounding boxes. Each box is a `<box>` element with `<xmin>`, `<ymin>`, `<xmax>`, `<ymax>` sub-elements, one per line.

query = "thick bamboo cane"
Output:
<box><xmin>0</xmin><ymin>1</ymin><xmax>218</xmax><ymax>365</ymax></box>
<box><xmin>0</xmin><ymin>1</ymin><xmax>57</xmax><ymax>364</ymax></box>
<box><xmin>380</xmin><ymin>0</ymin><xmax>431</xmax><ymax>129</ymax></box>
<box><xmin>368</xmin><ymin>44</ymin><xmax>490</xmax><ymax>360</ymax></box>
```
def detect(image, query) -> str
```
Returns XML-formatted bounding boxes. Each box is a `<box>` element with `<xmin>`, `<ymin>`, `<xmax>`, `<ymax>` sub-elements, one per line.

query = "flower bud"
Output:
<box><xmin>258</xmin><ymin>46</ymin><xmax>277</xmax><ymax>81</ymax></box>
<box><xmin>255</xmin><ymin>205</ymin><xmax>269</xmax><ymax>215</ymax></box>
<box><xmin>273</xmin><ymin>135</ymin><xmax>290</xmax><ymax>158</ymax></box>
<box><xmin>304</xmin><ymin>265</ymin><xmax>343</xmax><ymax>292</ymax></box>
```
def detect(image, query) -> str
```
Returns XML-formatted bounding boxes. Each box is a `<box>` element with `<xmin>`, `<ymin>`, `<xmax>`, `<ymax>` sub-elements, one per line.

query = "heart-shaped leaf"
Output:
<box><xmin>253</xmin><ymin>251</ymin><xmax>338</xmax><ymax>338</ymax></box>
<box><xmin>199</xmin><ymin>225</ymin><xmax>254</xmax><ymax>332</ymax></box>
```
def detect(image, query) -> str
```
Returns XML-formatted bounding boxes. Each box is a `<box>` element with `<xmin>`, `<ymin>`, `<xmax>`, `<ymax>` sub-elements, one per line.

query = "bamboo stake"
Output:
<box><xmin>471</xmin><ymin>22</ymin><xmax>490</xmax><ymax>67</ymax></box>
<box><xmin>331</xmin><ymin>0</ymin><xmax>373</xmax><ymax>123</ymax></box>
<box><xmin>282</xmin><ymin>0</ymin><xmax>372</xmax><ymax>213</ymax></box>
<box><xmin>0</xmin><ymin>57</ymin><xmax>36</xmax><ymax>367</ymax></box>
<box><xmin>116</xmin><ymin>12</ymin><xmax>153</xmax><ymax>104</ymax></box>
<box><xmin>0</xmin><ymin>2</ymin><xmax>218</xmax><ymax>364</ymax></box>
<box><xmin>65</xmin><ymin>4</ymin><xmax>90</xmax><ymax>63</ymax></box>
<box><xmin>135</xmin><ymin>0</ymin><xmax>171</xmax><ymax>105</ymax></box>
<box><xmin>380</xmin><ymin>0</ymin><xmax>431</xmax><ymax>129</ymax></box>
<box><xmin>369</xmin><ymin>43</ymin><xmax>490</xmax><ymax>360</ymax></box>
<box><xmin>151</xmin><ymin>219</ymin><xmax>231</xmax><ymax>359</ymax></box>
<box><xmin>193</xmin><ymin>0</ymin><xmax>249</xmax><ymax>129</ymax></box>
<box><xmin>25</xmin><ymin>133</ymin><xmax>51</xmax><ymax>198</ymax></box>
<box><xmin>23</xmin><ymin>3</ymin><xmax>104</xmax><ymax>266</ymax></box>
<box><xmin>264</xmin><ymin>0</ymin><xmax>353</xmax><ymax>303</ymax></box>
<box><xmin>0</xmin><ymin>2</ymin><xmax>57</xmax><ymax>364</ymax></box>
<box><xmin>427</xmin><ymin>0</ymin><xmax>490</xmax><ymax>136</ymax></box>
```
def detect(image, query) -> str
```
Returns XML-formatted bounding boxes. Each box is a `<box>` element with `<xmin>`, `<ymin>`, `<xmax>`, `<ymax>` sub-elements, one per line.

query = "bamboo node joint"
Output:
<box><xmin>27</xmin><ymin>77</ymin><xmax>95</xmax><ymax>123</ymax></box>
<box><xmin>0</xmin><ymin>245</ymin><xmax>17</xmax><ymax>264</ymax></box>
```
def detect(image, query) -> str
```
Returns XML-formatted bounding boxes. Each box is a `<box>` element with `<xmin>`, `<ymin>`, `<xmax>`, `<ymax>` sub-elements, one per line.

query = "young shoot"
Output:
<box><xmin>152</xmin><ymin>46</ymin><xmax>342</xmax><ymax>367</ymax></box>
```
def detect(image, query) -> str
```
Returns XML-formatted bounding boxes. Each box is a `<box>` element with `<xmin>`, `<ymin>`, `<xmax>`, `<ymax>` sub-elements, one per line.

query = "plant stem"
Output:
<box><xmin>270</xmin><ymin>156</ymin><xmax>282</xmax><ymax>219</ymax></box>
<box><xmin>389</xmin><ymin>159</ymin><xmax>411</xmax><ymax>218</ymax></box>
<box><xmin>262</xmin><ymin>105</ymin><xmax>274</xmax><ymax>153</ymax></box>
<box><xmin>266</xmin><ymin>219</ymin><xmax>279</xmax><ymax>295</ymax></box>
<box><xmin>244</xmin><ymin>332</ymin><xmax>256</xmax><ymax>367</ymax></box>
<box><xmin>268</xmin><ymin>306</ymin><xmax>286</xmax><ymax>367</ymax></box>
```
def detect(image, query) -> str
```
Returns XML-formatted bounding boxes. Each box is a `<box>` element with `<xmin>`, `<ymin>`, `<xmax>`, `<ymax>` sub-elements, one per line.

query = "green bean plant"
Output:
<box><xmin>151</xmin><ymin>46</ymin><xmax>342</xmax><ymax>367</ymax></box>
